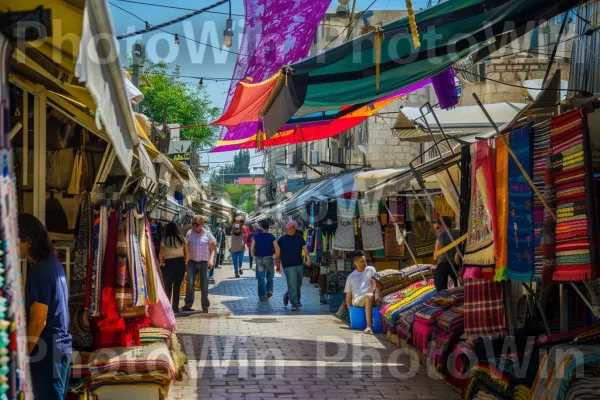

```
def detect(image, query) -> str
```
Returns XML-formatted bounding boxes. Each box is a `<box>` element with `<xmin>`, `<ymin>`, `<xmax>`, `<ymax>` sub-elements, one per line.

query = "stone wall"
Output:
<box><xmin>459</xmin><ymin>58</ymin><xmax>571</xmax><ymax>106</ymax></box>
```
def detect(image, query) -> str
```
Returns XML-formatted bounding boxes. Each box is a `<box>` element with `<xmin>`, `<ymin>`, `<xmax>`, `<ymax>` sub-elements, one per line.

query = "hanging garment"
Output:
<box><xmin>70</xmin><ymin>192</ymin><xmax>92</xmax><ymax>307</ymax></box>
<box><xmin>358</xmin><ymin>200</ymin><xmax>384</xmax><ymax>251</ymax></box>
<box><xmin>116</xmin><ymin>212</ymin><xmax>128</xmax><ymax>288</ymax></box>
<box><xmin>464</xmin><ymin>279</ymin><xmax>507</xmax><ymax>340</ymax></box>
<box><xmin>126</xmin><ymin>212</ymin><xmax>147</xmax><ymax>307</ymax></box>
<box><xmin>384</xmin><ymin>226</ymin><xmax>405</xmax><ymax>258</ymax></box>
<box><xmin>433</xmin><ymin>196</ymin><xmax>454</xmax><ymax>220</ymax></box>
<box><xmin>67</xmin><ymin>149</ymin><xmax>88</xmax><ymax>195</ymax></box>
<box><xmin>47</xmin><ymin>148</ymin><xmax>75</xmax><ymax>190</ymax></box>
<box><xmin>435</xmin><ymin>169</ymin><xmax>461</xmax><ymax>216</ymax></box>
<box><xmin>463</xmin><ymin>140</ymin><xmax>497</xmax><ymax>267</ymax></box>
<box><xmin>387</xmin><ymin>195</ymin><xmax>405</xmax><ymax>226</ymax></box>
<box><xmin>88</xmin><ymin>207</ymin><xmax>108</xmax><ymax>317</ymax></box>
<box><xmin>333</xmin><ymin>198</ymin><xmax>357</xmax><ymax>251</ymax></box>
<box><xmin>551</xmin><ymin>110</ymin><xmax>598</xmax><ymax>281</ymax></box>
<box><xmin>99</xmin><ymin>210</ymin><xmax>121</xmax><ymax>321</ymax></box>
<box><xmin>459</xmin><ymin>146</ymin><xmax>472</xmax><ymax>242</ymax></box>
<box><xmin>541</xmin><ymin>152</ymin><xmax>557</xmax><ymax>284</ymax></box>
<box><xmin>494</xmin><ymin>135</ymin><xmax>509</xmax><ymax>281</ymax></box>
<box><xmin>532</xmin><ymin>120</ymin><xmax>552</xmax><ymax>281</ymax></box>
<box><xmin>506</xmin><ymin>125</ymin><xmax>535</xmax><ymax>283</ymax></box>
<box><xmin>411</xmin><ymin>200</ymin><xmax>436</xmax><ymax>257</ymax></box>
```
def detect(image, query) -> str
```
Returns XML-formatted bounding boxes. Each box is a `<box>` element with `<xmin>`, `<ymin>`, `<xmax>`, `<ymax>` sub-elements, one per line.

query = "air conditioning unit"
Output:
<box><xmin>329</xmin><ymin>147</ymin><xmax>344</xmax><ymax>164</ymax></box>
<box><xmin>310</xmin><ymin>149</ymin><xmax>321</xmax><ymax>166</ymax></box>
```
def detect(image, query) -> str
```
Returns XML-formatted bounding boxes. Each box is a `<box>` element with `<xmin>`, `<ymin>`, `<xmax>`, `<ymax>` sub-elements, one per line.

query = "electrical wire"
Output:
<box><xmin>110</xmin><ymin>2</ymin><xmax>242</xmax><ymax>55</ymax></box>
<box><xmin>323</xmin><ymin>0</ymin><xmax>378</xmax><ymax>51</ymax></box>
<box><xmin>115</xmin><ymin>0</ymin><xmax>244</xmax><ymax>16</ymax></box>
<box><xmin>114</xmin><ymin>0</ymin><xmax>229</xmax><ymax>39</ymax></box>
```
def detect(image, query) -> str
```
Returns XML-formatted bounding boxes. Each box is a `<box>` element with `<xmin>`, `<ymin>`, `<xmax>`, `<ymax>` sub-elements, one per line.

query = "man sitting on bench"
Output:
<box><xmin>344</xmin><ymin>251</ymin><xmax>377</xmax><ymax>334</ymax></box>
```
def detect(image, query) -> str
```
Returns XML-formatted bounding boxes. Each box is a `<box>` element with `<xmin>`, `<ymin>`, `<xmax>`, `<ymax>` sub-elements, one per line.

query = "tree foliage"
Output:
<box><xmin>209</xmin><ymin>150</ymin><xmax>251</xmax><ymax>185</ymax></box>
<box><xmin>138</xmin><ymin>60</ymin><xmax>220</xmax><ymax>148</ymax></box>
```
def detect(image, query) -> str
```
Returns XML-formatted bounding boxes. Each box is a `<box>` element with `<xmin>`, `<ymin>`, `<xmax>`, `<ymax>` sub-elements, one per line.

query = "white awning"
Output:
<box><xmin>354</xmin><ymin>168</ymin><xmax>409</xmax><ymax>192</ymax></box>
<box><xmin>523</xmin><ymin>79</ymin><xmax>568</xmax><ymax>101</ymax></box>
<box><xmin>75</xmin><ymin>0</ymin><xmax>139</xmax><ymax>176</ymax></box>
<box><xmin>135</xmin><ymin>144</ymin><xmax>157</xmax><ymax>193</ymax></box>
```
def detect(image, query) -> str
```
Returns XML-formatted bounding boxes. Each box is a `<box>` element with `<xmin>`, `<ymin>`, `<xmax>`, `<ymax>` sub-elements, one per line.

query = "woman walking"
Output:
<box><xmin>159</xmin><ymin>222</ymin><xmax>189</xmax><ymax>313</ymax></box>
<box><xmin>19</xmin><ymin>213</ymin><xmax>72</xmax><ymax>399</ymax></box>
<box><xmin>230</xmin><ymin>221</ymin><xmax>246</xmax><ymax>278</ymax></box>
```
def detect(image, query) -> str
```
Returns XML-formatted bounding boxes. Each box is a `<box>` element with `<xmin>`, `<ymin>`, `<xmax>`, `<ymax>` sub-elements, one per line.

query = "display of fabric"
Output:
<box><xmin>333</xmin><ymin>198</ymin><xmax>357</xmax><ymax>251</ymax></box>
<box><xmin>433</xmin><ymin>196</ymin><xmax>454</xmax><ymax>220</ymax></box>
<box><xmin>551</xmin><ymin>110</ymin><xmax>598</xmax><ymax>281</ymax></box>
<box><xmin>532</xmin><ymin>120</ymin><xmax>552</xmax><ymax>281</ymax></box>
<box><xmin>88</xmin><ymin>207</ymin><xmax>108</xmax><ymax>317</ymax></box>
<box><xmin>530</xmin><ymin>345</ymin><xmax>600</xmax><ymax>400</ymax></box>
<box><xmin>462</xmin><ymin>362</ymin><xmax>510</xmax><ymax>400</ymax></box>
<box><xmin>542</xmin><ymin>143</ymin><xmax>557</xmax><ymax>284</ymax></box>
<box><xmin>436</xmin><ymin>305</ymin><xmax>465</xmax><ymax>333</ymax></box>
<box><xmin>396</xmin><ymin>302</ymin><xmax>430</xmax><ymax>342</ymax></box>
<box><xmin>139</xmin><ymin>328</ymin><xmax>172</xmax><ymax>346</ymax></box>
<box><xmin>507</xmin><ymin>125</ymin><xmax>535</xmax><ymax>283</ymax></box>
<box><xmin>387</xmin><ymin>195</ymin><xmax>405</xmax><ymax>226</ymax></box>
<box><xmin>358</xmin><ymin>200</ymin><xmax>384</xmax><ymax>250</ymax></box>
<box><xmin>410</xmin><ymin>200</ymin><xmax>436</xmax><ymax>257</ymax></box>
<box><xmin>89</xmin><ymin>343</ymin><xmax>176</xmax><ymax>381</ymax></box>
<box><xmin>565</xmin><ymin>377</ymin><xmax>600</xmax><ymax>400</ymax></box>
<box><xmin>71</xmin><ymin>193</ymin><xmax>92</xmax><ymax>307</ymax></box>
<box><xmin>463</xmin><ymin>139</ymin><xmax>497</xmax><ymax>266</ymax></box>
<box><xmin>126</xmin><ymin>212</ymin><xmax>147</xmax><ymax>307</ymax></box>
<box><xmin>428</xmin><ymin>286</ymin><xmax>464</xmax><ymax>308</ymax></box>
<box><xmin>384</xmin><ymin>285</ymin><xmax>437</xmax><ymax>324</ymax></box>
<box><xmin>495</xmin><ymin>135</ymin><xmax>509</xmax><ymax>281</ymax></box>
<box><xmin>384</xmin><ymin>225</ymin><xmax>405</xmax><ymax>257</ymax></box>
<box><xmin>464</xmin><ymin>279</ymin><xmax>507</xmax><ymax>340</ymax></box>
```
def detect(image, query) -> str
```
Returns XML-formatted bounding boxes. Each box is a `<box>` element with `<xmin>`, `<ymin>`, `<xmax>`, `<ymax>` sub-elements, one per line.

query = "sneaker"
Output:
<box><xmin>239</xmin><ymin>269</ymin><xmax>244</xmax><ymax>276</ymax></box>
<box><xmin>291</xmin><ymin>306</ymin><xmax>300</xmax><ymax>312</ymax></box>
<box><xmin>259</xmin><ymin>298</ymin><xmax>267</xmax><ymax>302</ymax></box>
<box><xmin>283</xmin><ymin>292</ymin><xmax>289</xmax><ymax>307</ymax></box>
<box><xmin>202</xmin><ymin>309</ymin><xmax>209</xmax><ymax>313</ymax></box>
<box><xmin>181</xmin><ymin>306</ymin><xmax>195</xmax><ymax>312</ymax></box>
<box><xmin>235</xmin><ymin>273</ymin><xmax>240</xmax><ymax>278</ymax></box>
<box><xmin>266</xmin><ymin>292</ymin><xmax>273</xmax><ymax>299</ymax></box>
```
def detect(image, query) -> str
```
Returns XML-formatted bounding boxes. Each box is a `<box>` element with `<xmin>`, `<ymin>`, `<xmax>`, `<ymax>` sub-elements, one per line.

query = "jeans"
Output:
<box><xmin>434</xmin><ymin>262</ymin><xmax>458</xmax><ymax>292</ymax></box>
<box><xmin>162</xmin><ymin>257</ymin><xmax>185</xmax><ymax>312</ymax></box>
<box><xmin>30</xmin><ymin>349</ymin><xmax>71</xmax><ymax>400</ymax></box>
<box><xmin>283</xmin><ymin>265</ymin><xmax>304</xmax><ymax>306</ymax></box>
<box><xmin>255</xmin><ymin>257</ymin><xmax>274</xmax><ymax>299</ymax></box>
<box><xmin>231</xmin><ymin>251</ymin><xmax>244</xmax><ymax>274</ymax></box>
<box><xmin>185</xmin><ymin>260</ymin><xmax>210</xmax><ymax>310</ymax></box>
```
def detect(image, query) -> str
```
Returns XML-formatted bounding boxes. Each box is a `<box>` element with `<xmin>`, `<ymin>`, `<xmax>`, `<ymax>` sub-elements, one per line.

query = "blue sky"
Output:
<box><xmin>108</xmin><ymin>0</ymin><xmax>430</xmax><ymax>169</ymax></box>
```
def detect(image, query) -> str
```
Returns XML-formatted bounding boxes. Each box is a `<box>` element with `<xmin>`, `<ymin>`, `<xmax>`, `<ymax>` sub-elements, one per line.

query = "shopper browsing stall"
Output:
<box><xmin>19</xmin><ymin>213</ymin><xmax>73</xmax><ymax>399</ymax></box>
<box><xmin>251</xmin><ymin>220</ymin><xmax>280</xmax><ymax>301</ymax></box>
<box><xmin>183</xmin><ymin>216</ymin><xmax>216</xmax><ymax>313</ymax></box>
<box><xmin>159</xmin><ymin>222</ymin><xmax>189</xmax><ymax>313</ymax></box>
<box><xmin>344</xmin><ymin>251</ymin><xmax>377</xmax><ymax>334</ymax></box>
<box><xmin>433</xmin><ymin>216</ymin><xmax>460</xmax><ymax>291</ymax></box>
<box><xmin>278</xmin><ymin>221</ymin><xmax>310</xmax><ymax>311</ymax></box>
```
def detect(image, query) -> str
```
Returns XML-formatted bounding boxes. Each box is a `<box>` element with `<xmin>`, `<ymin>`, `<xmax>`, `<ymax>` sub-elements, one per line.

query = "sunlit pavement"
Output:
<box><xmin>168</xmin><ymin>262</ymin><xmax>460</xmax><ymax>400</ymax></box>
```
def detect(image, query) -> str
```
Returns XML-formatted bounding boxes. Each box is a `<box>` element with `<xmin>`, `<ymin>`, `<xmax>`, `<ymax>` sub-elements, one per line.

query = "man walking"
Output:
<box><xmin>251</xmin><ymin>220</ymin><xmax>280</xmax><ymax>301</ymax></box>
<box><xmin>182</xmin><ymin>215</ymin><xmax>216</xmax><ymax>313</ymax></box>
<box><xmin>277</xmin><ymin>221</ymin><xmax>310</xmax><ymax>311</ymax></box>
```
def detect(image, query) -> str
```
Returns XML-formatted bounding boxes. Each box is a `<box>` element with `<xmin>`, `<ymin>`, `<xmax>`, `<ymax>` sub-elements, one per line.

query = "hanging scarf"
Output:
<box><xmin>541</xmin><ymin>151</ymin><xmax>557</xmax><ymax>284</ymax></box>
<box><xmin>144</xmin><ymin>218</ymin><xmax>176</xmax><ymax>332</ymax></box>
<box><xmin>463</xmin><ymin>140</ymin><xmax>497</xmax><ymax>267</ymax></box>
<box><xmin>87</xmin><ymin>207</ymin><xmax>108</xmax><ymax>317</ymax></box>
<box><xmin>464</xmin><ymin>279</ymin><xmax>507</xmax><ymax>340</ymax></box>
<box><xmin>494</xmin><ymin>135</ymin><xmax>509</xmax><ymax>281</ymax></box>
<box><xmin>100</xmin><ymin>209</ymin><xmax>121</xmax><ymax>320</ymax></box>
<box><xmin>70</xmin><ymin>193</ymin><xmax>92</xmax><ymax>307</ymax></box>
<box><xmin>506</xmin><ymin>125</ymin><xmax>535</xmax><ymax>283</ymax></box>
<box><xmin>127</xmin><ymin>212</ymin><xmax>147</xmax><ymax>307</ymax></box>
<box><xmin>116</xmin><ymin>210</ymin><xmax>128</xmax><ymax>287</ymax></box>
<box><xmin>67</xmin><ymin>149</ymin><xmax>88</xmax><ymax>195</ymax></box>
<box><xmin>532</xmin><ymin>120</ymin><xmax>552</xmax><ymax>281</ymax></box>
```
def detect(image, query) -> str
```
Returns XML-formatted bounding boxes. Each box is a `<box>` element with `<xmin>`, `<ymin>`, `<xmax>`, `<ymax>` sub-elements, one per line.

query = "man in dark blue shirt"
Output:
<box><xmin>251</xmin><ymin>220</ymin><xmax>280</xmax><ymax>301</ymax></box>
<box><xmin>277</xmin><ymin>221</ymin><xmax>310</xmax><ymax>311</ymax></box>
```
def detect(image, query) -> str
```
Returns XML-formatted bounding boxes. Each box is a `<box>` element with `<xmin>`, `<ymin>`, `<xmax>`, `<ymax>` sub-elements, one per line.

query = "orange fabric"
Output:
<box><xmin>212</xmin><ymin>73</ymin><xmax>281</xmax><ymax>127</ymax></box>
<box><xmin>494</xmin><ymin>135</ymin><xmax>509</xmax><ymax>281</ymax></box>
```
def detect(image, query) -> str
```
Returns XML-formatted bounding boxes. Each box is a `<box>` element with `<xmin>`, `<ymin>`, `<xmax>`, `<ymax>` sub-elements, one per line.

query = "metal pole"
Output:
<box><xmin>33</xmin><ymin>84</ymin><xmax>47</xmax><ymax>222</ymax></box>
<box><xmin>542</xmin><ymin>12</ymin><xmax>568</xmax><ymax>88</ymax></box>
<box><xmin>560</xmin><ymin>284</ymin><xmax>568</xmax><ymax>332</ymax></box>
<box><xmin>521</xmin><ymin>283</ymin><xmax>551</xmax><ymax>335</ymax></box>
<box><xmin>131</xmin><ymin>41</ymin><xmax>145</xmax><ymax>113</ymax></box>
<box><xmin>570</xmin><ymin>283</ymin><xmax>600</xmax><ymax>319</ymax></box>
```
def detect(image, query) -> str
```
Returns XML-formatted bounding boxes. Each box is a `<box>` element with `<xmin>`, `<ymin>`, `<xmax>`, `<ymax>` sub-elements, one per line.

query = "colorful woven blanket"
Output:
<box><xmin>550</xmin><ymin>110</ymin><xmax>596</xmax><ymax>281</ymax></box>
<box><xmin>532</xmin><ymin>120</ymin><xmax>552</xmax><ymax>281</ymax></box>
<box><xmin>463</xmin><ymin>362</ymin><xmax>510</xmax><ymax>400</ymax></box>
<box><xmin>507</xmin><ymin>125</ymin><xmax>535</xmax><ymax>283</ymax></box>
<box><xmin>464</xmin><ymin>279</ymin><xmax>507</xmax><ymax>340</ymax></box>
<box><xmin>385</xmin><ymin>285</ymin><xmax>437</xmax><ymax>323</ymax></box>
<box><xmin>495</xmin><ymin>135</ymin><xmax>509</xmax><ymax>281</ymax></box>
<box><xmin>436</xmin><ymin>305</ymin><xmax>465</xmax><ymax>334</ymax></box>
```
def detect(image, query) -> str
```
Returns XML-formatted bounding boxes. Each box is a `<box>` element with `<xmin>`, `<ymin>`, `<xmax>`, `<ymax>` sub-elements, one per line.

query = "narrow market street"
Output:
<box><xmin>169</xmin><ymin>263</ymin><xmax>460</xmax><ymax>400</ymax></box>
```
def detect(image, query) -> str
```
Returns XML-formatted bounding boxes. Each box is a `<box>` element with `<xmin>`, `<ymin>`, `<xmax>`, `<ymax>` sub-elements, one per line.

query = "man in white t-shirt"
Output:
<box><xmin>344</xmin><ymin>251</ymin><xmax>377</xmax><ymax>334</ymax></box>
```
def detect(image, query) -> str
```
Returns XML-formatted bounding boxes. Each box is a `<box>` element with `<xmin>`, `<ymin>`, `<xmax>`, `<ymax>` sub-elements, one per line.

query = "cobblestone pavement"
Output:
<box><xmin>168</xmin><ymin>263</ymin><xmax>460</xmax><ymax>400</ymax></box>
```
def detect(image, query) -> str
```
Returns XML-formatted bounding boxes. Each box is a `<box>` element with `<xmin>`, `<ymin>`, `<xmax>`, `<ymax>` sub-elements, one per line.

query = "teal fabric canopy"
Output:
<box><xmin>262</xmin><ymin>0</ymin><xmax>581</xmax><ymax>137</ymax></box>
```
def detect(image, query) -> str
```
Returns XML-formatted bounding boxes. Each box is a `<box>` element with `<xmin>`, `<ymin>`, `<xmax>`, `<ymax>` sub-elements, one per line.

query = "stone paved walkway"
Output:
<box><xmin>168</xmin><ymin>263</ymin><xmax>460</xmax><ymax>400</ymax></box>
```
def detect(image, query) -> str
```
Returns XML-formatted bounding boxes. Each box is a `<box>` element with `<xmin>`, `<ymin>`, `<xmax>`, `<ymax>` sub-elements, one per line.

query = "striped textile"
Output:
<box><xmin>88</xmin><ymin>207</ymin><xmax>108</xmax><ymax>317</ymax></box>
<box><xmin>550</xmin><ymin>110</ymin><xmax>596</xmax><ymax>281</ymax></box>
<box><xmin>507</xmin><ymin>125</ymin><xmax>535</xmax><ymax>283</ymax></box>
<box><xmin>127</xmin><ymin>212</ymin><xmax>148</xmax><ymax>307</ymax></box>
<box><xmin>385</xmin><ymin>285</ymin><xmax>437</xmax><ymax>324</ymax></box>
<box><xmin>464</xmin><ymin>279</ymin><xmax>507</xmax><ymax>340</ymax></box>
<box><xmin>436</xmin><ymin>305</ymin><xmax>465</xmax><ymax>333</ymax></box>
<box><xmin>387</xmin><ymin>195</ymin><xmax>405</xmax><ymax>226</ymax></box>
<box><xmin>532</xmin><ymin>120</ymin><xmax>552</xmax><ymax>280</ymax></box>
<box><xmin>396</xmin><ymin>302</ymin><xmax>430</xmax><ymax>342</ymax></box>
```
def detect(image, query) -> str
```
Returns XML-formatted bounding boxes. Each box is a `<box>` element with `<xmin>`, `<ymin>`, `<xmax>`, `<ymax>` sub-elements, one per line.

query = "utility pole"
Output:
<box><xmin>131</xmin><ymin>41</ymin><xmax>145</xmax><ymax>113</ymax></box>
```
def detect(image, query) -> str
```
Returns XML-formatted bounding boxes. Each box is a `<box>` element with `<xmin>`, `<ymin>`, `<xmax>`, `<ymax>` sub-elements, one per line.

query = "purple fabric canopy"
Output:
<box><xmin>219</xmin><ymin>0</ymin><xmax>330</xmax><ymax>142</ymax></box>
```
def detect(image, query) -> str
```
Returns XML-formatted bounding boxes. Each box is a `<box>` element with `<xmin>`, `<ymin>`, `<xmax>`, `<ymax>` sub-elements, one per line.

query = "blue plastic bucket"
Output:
<box><xmin>349</xmin><ymin>306</ymin><xmax>382</xmax><ymax>333</ymax></box>
<box><xmin>328</xmin><ymin>293</ymin><xmax>345</xmax><ymax>313</ymax></box>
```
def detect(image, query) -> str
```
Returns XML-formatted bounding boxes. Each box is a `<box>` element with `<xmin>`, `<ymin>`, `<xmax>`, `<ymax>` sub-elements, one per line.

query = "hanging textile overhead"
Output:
<box><xmin>215</xmin><ymin>0</ymin><xmax>331</xmax><ymax>146</ymax></box>
<box><xmin>212</xmin><ymin>0</ymin><xmax>580</xmax><ymax>139</ymax></box>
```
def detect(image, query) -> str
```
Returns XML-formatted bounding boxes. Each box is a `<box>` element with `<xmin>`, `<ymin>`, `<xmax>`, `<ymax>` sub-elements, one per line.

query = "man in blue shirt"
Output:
<box><xmin>277</xmin><ymin>221</ymin><xmax>310</xmax><ymax>311</ymax></box>
<box><xmin>251</xmin><ymin>220</ymin><xmax>280</xmax><ymax>301</ymax></box>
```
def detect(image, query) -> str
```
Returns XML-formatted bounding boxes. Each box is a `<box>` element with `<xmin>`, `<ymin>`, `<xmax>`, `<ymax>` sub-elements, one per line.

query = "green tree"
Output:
<box><xmin>242</xmin><ymin>194</ymin><xmax>256</xmax><ymax>214</ymax></box>
<box><xmin>138</xmin><ymin>60</ymin><xmax>220</xmax><ymax>148</ymax></box>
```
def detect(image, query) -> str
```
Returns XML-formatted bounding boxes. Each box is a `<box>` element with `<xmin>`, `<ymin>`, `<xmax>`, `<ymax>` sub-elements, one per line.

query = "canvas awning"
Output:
<box><xmin>7</xmin><ymin>0</ymin><xmax>139</xmax><ymax>175</ymax></box>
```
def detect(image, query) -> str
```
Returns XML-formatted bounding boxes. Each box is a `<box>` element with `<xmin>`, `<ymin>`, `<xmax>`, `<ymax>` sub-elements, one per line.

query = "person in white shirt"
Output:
<box><xmin>344</xmin><ymin>251</ymin><xmax>377</xmax><ymax>334</ymax></box>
